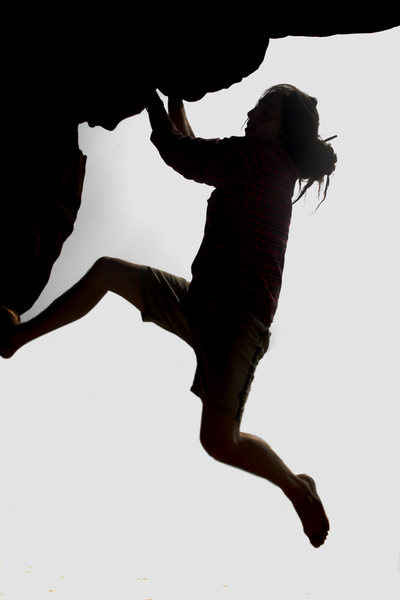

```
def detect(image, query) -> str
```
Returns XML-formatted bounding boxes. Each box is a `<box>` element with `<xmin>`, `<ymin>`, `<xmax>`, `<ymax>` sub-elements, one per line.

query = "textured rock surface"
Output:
<box><xmin>1</xmin><ymin>12</ymin><xmax>398</xmax><ymax>316</ymax></box>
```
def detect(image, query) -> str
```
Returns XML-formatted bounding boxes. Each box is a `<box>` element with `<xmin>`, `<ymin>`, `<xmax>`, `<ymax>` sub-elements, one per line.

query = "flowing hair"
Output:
<box><xmin>260</xmin><ymin>84</ymin><xmax>338</xmax><ymax>210</ymax></box>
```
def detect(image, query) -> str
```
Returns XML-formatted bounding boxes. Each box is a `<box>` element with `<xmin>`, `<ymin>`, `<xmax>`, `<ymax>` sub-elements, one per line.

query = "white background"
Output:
<box><xmin>1</xmin><ymin>28</ymin><xmax>399</xmax><ymax>599</ymax></box>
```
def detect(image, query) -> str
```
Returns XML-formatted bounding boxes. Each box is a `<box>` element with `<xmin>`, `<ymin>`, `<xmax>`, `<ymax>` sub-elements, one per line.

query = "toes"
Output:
<box><xmin>310</xmin><ymin>532</ymin><xmax>328</xmax><ymax>548</ymax></box>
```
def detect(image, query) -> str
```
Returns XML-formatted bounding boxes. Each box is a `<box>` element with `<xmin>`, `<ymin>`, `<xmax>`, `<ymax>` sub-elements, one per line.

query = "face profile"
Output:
<box><xmin>245</xmin><ymin>93</ymin><xmax>285</xmax><ymax>144</ymax></box>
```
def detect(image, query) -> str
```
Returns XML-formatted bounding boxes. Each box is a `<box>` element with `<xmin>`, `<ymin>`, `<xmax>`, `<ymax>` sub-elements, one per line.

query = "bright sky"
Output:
<box><xmin>1</xmin><ymin>28</ymin><xmax>399</xmax><ymax>600</ymax></box>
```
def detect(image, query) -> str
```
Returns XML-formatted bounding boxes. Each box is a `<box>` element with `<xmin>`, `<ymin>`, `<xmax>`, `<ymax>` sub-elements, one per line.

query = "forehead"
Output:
<box><xmin>259</xmin><ymin>92</ymin><xmax>283</xmax><ymax>109</ymax></box>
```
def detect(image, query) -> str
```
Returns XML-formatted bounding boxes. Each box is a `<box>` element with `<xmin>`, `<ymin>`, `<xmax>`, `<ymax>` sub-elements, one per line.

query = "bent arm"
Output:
<box><xmin>146</xmin><ymin>90</ymin><xmax>254</xmax><ymax>187</ymax></box>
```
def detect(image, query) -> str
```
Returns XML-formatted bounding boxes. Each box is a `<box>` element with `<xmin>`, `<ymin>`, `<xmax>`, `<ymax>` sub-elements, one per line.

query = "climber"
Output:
<box><xmin>0</xmin><ymin>84</ymin><xmax>337</xmax><ymax>548</ymax></box>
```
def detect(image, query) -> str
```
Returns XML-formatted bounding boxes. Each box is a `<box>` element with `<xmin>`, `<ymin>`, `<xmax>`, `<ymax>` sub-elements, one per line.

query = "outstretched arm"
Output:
<box><xmin>167</xmin><ymin>97</ymin><xmax>195</xmax><ymax>138</ymax></box>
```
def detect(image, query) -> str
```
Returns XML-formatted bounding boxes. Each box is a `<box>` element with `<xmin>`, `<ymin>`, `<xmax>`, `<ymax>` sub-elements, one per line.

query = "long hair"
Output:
<box><xmin>260</xmin><ymin>84</ymin><xmax>337</xmax><ymax>209</ymax></box>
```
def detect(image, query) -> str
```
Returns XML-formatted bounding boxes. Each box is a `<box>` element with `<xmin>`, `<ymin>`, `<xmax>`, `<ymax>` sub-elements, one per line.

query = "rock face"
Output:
<box><xmin>2</xmin><ymin>120</ymin><xmax>87</xmax><ymax>316</ymax></box>
<box><xmin>1</xmin><ymin>13</ymin><xmax>398</xmax><ymax>316</ymax></box>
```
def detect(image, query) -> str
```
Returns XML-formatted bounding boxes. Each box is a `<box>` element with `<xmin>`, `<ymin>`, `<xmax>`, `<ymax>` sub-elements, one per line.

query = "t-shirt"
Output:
<box><xmin>150</xmin><ymin>111</ymin><xmax>299</xmax><ymax>327</ymax></box>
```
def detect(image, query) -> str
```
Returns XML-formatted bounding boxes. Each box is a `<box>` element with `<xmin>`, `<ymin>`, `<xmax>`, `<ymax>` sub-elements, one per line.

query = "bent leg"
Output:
<box><xmin>200</xmin><ymin>402</ymin><xmax>299</xmax><ymax>495</ymax></box>
<box><xmin>200</xmin><ymin>402</ymin><xmax>330</xmax><ymax>547</ymax></box>
<box><xmin>0</xmin><ymin>257</ymin><xmax>146</xmax><ymax>357</ymax></box>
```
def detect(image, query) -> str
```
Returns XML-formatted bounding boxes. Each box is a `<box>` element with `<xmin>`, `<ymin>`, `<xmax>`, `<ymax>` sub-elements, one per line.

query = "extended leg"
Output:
<box><xmin>0</xmin><ymin>257</ymin><xmax>146</xmax><ymax>358</ymax></box>
<box><xmin>200</xmin><ymin>403</ymin><xmax>330</xmax><ymax>547</ymax></box>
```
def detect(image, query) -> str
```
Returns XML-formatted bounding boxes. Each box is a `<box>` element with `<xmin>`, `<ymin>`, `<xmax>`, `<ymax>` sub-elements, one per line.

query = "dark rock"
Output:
<box><xmin>1</xmin><ymin>12</ymin><xmax>398</xmax><ymax>317</ymax></box>
<box><xmin>1</xmin><ymin>119</ymin><xmax>86</xmax><ymax>315</ymax></box>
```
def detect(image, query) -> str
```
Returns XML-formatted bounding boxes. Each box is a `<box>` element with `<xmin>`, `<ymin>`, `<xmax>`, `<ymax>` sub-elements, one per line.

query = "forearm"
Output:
<box><xmin>146</xmin><ymin>90</ymin><xmax>225</xmax><ymax>186</ymax></box>
<box><xmin>146</xmin><ymin>90</ymin><xmax>192</xmax><ymax>177</ymax></box>
<box><xmin>167</xmin><ymin>97</ymin><xmax>195</xmax><ymax>138</ymax></box>
<box><xmin>146</xmin><ymin>90</ymin><xmax>175</xmax><ymax>135</ymax></box>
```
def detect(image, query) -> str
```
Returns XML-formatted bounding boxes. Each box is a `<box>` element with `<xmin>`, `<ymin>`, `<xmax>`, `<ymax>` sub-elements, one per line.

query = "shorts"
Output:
<box><xmin>139</xmin><ymin>266</ymin><xmax>271</xmax><ymax>424</ymax></box>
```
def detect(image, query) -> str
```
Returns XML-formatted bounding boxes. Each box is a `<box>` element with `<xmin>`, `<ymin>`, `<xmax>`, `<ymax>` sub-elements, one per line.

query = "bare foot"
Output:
<box><xmin>288</xmin><ymin>473</ymin><xmax>330</xmax><ymax>548</ymax></box>
<box><xmin>0</xmin><ymin>306</ymin><xmax>21</xmax><ymax>358</ymax></box>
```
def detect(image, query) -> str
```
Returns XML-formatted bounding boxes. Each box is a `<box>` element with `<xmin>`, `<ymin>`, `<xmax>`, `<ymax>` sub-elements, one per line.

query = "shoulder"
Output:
<box><xmin>213</xmin><ymin>135</ymin><xmax>269</xmax><ymax>158</ymax></box>
<box><xmin>219</xmin><ymin>136</ymin><xmax>299</xmax><ymax>175</ymax></box>
<box><xmin>217</xmin><ymin>135</ymin><xmax>289</xmax><ymax>158</ymax></box>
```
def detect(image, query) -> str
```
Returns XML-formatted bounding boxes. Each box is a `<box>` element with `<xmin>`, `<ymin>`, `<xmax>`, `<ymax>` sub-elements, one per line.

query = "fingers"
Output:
<box><xmin>145</xmin><ymin>89</ymin><xmax>164</xmax><ymax>109</ymax></box>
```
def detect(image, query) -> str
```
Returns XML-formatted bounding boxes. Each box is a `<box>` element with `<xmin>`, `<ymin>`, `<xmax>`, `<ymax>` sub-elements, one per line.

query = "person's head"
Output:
<box><xmin>245</xmin><ymin>84</ymin><xmax>337</xmax><ymax>208</ymax></box>
<box><xmin>245</xmin><ymin>92</ymin><xmax>286</xmax><ymax>145</ymax></box>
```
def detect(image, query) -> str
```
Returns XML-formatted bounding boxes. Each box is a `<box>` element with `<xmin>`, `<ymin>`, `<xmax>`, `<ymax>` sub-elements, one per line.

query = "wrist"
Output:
<box><xmin>168</xmin><ymin>97</ymin><xmax>184</xmax><ymax>106</ymax></box>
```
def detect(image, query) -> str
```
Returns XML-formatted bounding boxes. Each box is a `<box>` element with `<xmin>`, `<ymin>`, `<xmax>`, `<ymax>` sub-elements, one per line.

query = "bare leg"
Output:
<box><xmin>200</xmin><ymin>404</ymin><xmax>330</xmax><ymax>547</ymax></box>
<box><xmin>230</xmin><ymin>432</ymin><xmax>329</xmax><ymax>547</ymax></box>
<box><xmin>226</xmin><ymin>430</ymin><xmax>302</xmax><ymax>494</ymax></box>
<box><xmin>0</xmin><ymin>257</ymin><xmax>146</xmax><ymax>358</ymax></box>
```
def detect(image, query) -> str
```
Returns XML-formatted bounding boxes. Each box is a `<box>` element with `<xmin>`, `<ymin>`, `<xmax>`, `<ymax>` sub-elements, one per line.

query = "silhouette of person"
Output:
<box><xmin>0</xmin><ymin>84</ymin><xmax>337</xmax><ymax>548</ymax></box>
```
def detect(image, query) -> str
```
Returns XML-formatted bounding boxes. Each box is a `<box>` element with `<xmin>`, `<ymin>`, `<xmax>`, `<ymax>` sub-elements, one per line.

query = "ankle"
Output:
<box><xmin>282</xmin><ymin>474</ymin><xmax>307</xmax><ymax>501</ymax></box>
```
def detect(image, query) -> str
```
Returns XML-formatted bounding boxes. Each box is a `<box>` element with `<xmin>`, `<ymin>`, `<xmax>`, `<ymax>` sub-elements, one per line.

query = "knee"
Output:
<box><xmin>199</xmin><ymin>404</ymin><xmax>240</xmax><ymax>462</ymax></box>
<box><xmin>90</xmin><ymin>256</ymin><xmax>115</xmax><ymax>283</ymax></box>
<box><xmin>199</xmin><ymin>429</ymin><xmax>237</xmax><ymax>463</ymax></box>
<box><xmin>92</xmin><ymin>256</ymin><xmax>114</xmax><ymax>272</ymax></box>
